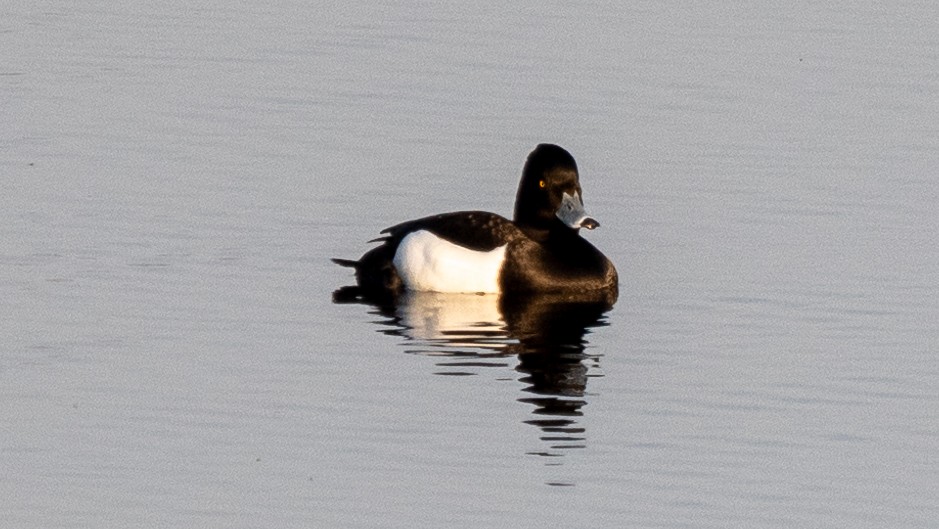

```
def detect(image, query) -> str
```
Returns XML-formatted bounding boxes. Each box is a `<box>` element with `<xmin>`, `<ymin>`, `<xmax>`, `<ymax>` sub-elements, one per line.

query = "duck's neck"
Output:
<box><xmin>519</xmin><ymin>225</ymin><xmax>549</xmax><ymax>242</ymax></box>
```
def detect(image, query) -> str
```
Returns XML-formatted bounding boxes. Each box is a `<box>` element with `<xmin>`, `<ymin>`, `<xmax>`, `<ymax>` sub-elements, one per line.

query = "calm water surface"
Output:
<box><xmin>3</xmin><ymin>1</ymin><xmax>939</xmax><ymax>528</ymax></box>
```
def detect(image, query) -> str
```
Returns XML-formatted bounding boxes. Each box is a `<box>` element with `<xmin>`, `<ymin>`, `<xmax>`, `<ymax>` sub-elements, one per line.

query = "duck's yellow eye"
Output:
<box><xmin>539</xmin><ymin>180</ymin><xmax>546</xmax><ymax>188</ymax></box>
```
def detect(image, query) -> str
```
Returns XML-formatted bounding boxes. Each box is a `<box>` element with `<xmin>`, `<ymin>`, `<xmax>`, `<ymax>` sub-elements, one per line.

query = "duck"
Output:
<box><xmin>332</xmin><ymin>144</ymin><xmax>618</xmax><ymax>300</ymax></box>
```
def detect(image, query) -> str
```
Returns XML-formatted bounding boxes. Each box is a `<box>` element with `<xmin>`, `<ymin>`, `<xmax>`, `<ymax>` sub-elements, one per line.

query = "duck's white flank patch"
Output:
<box><xmin>393</xmin><ymin>230</ymin><xmax>506</xmax><ymax>293</ymax></box>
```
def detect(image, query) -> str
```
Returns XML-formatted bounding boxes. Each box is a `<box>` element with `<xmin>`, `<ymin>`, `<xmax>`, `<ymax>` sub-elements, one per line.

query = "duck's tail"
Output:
<box><xmin>331</xmin><ymin>256</ymin><xmax>399</xmax><ymax>309</ymax></box>
<box><xmin>331</xmin><ymin>245</ymin><xmax>402</xmax><ymax>302</ymax></box>
<box><xmin>331</xmin><ymin>258</ymin><xmax>359</xmax><ymax>269</ymax></box>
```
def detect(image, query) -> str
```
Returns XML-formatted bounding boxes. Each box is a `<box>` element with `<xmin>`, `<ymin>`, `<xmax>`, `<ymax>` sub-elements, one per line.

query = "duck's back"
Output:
<box><xmin>381</xmin><ymin>211</ymin><xmax>524</xmax><ymax>252</ymax></box>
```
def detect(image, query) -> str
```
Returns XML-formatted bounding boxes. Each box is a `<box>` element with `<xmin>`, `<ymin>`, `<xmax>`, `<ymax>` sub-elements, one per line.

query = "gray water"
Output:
<box><xmin>3</xmin><ymin>2</ymin><xmax>939</xmax><ymax>528</ymax></box>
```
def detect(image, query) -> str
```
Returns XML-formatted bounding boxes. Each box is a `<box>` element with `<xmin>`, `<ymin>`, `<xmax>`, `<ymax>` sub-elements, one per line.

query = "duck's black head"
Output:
<box><xmin>513</xmin><ymin>144</ymin><xmax>599</xmax><ymax>240</ymax></box>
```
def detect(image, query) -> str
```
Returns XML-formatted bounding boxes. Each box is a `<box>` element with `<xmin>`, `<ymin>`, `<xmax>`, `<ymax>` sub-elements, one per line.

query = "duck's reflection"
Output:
<box><xmin>333</xmin><ymin>287</ymin><xmax>616</xmax><ymax>459</ymax></box>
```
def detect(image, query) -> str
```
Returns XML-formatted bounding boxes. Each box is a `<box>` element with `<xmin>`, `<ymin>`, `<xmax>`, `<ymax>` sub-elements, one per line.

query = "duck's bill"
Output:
<box><xmin>556</xmin><ymin>191</ymin><xmax>599</xmax><ymax>230</ymax></box>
